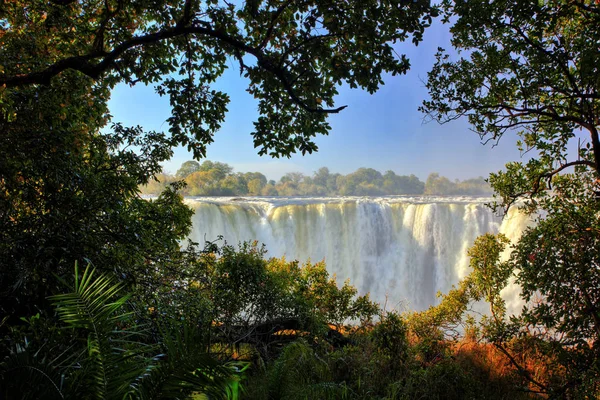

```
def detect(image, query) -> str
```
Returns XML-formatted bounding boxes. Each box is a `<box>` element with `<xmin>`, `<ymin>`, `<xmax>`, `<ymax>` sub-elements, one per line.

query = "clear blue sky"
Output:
<box><xmin>107</xmin><ymin>18</ymin><xmax>524</xmax><ymax>182</ymax></box>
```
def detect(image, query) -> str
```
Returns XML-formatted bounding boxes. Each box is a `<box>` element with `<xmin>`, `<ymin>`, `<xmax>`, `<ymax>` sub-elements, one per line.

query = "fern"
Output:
<box><xmin>44</xmin><ymin>263</ymin><xmax>234</xmax><ymax>399</ymax></box>
<box><xmin>49</xmin><ymin>264</ymin><xmax>147</xmax><ymax>399</ymax></box>
<box><xmin>131</xmin><ymin>323</ymin><xmax>236</xmax><ymax>400</ymax></box>
<box><xmin>0</xmin><ymin>342</ymin><xmax>66</xmax><ymax>400</ymax></box>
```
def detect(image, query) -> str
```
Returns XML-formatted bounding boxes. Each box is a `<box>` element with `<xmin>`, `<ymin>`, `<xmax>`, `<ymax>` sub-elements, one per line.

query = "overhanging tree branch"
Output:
<box><xmin>499</xmin><ymin>160</ymin><xmax>596</xmax><ymax>212</ymax></box>
<box><xmin>0</xmin><ymin>22</ymin><xmax>347</xmax><ymax>114</ymax></box>
<box><xmin>0</xmin><ymin>25</ymin><xmax>256</xmax><ymax>86</ymax></box>
<box><xmin>258</xmin><ymin>0</ymin><xmax>296</xmax><ymax>50</ymax></box>
<box><xmin>542</xmin><ymin>160</ymin><xmax>596</xmax><ymax>179</ymax></box>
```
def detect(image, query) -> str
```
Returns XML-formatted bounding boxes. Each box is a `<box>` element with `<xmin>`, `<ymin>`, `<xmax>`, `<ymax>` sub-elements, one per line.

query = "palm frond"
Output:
<box><xmin>49</xmin><ymin>263</ymin><xmax>144</xmax><ymax>400</ymax></box>
<box><xmin>48</xmin><ymin>263</ymin><xmax>234</xmax><ymax>400</ymax></box>
<box><xmin>0</xmin><ymin>342</ymin><xmax>65</xmax><ymax>400</ymax></box>
<box><xmin>131</xmin><ymin>323</ymin><xmax>235</xmax><ymax>400</ymax></box>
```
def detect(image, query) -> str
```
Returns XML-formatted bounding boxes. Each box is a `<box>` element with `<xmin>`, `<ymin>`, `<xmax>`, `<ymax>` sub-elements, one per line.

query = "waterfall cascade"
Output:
<box><xmin>186</xmin><ymin>196</ymin><xmax>532</xmax><ymax>312</ymax></box>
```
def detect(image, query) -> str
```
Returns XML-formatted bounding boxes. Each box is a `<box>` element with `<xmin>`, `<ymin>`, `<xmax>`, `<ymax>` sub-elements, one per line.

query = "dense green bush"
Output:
<box><xmin>1</xmin><ymin>264</ymin><xmax>236</xmax><ymax>400</ymax></box>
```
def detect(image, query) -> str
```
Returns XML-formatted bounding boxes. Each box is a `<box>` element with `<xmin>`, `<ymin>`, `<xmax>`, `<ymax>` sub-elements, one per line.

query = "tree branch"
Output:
<box><xmin>258</xmin><ymin>0</ymin><xmax>296</xmax><ymax>50</ymax></box>
<box><xmin>177</xmin><ymin>0</ymin><xmax>194</xmax><ymax>28</ymax></box>
<box><xmin>218</xmin><ymin>318</ymin><xmax>351</xmax><ymax>348</ymax></box>
<box><xmin>492</xmin><ymin>342</ymin><xmax>549</xmax><ymax>394</ymax></box>
<box><xmin>542</xmin><ymin>160</ymin><xmax>596</xmax><ymax>179</ymax></box>
<box><xmin>498</xmin><ymin>160</ymin><xmax>596</xmax><ymax>213</ymax></box>
<box><xmin>93</xmin><ymin>0</ymin><xmax>124</xmax><ymax>53</ymax></box>
<box><xmin>505</xmin><ymin>21</ymin><xmax>583</xmax><ymax>100</ymax></box>
<box><xmin>0</xmin><ymin>22</ymin><xmax>347</xmax><ymax>114</ymax></box>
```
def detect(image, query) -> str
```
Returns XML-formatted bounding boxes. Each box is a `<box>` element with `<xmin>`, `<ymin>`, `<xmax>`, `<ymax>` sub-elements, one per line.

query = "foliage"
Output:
<box><xmin>407</xmin><ymin>234</ymin><xmax>510</xmax><ymax>343</ymax></box>
<box><xmin>424</xmin><ymin>173</ymin><xmax>491</xmax><ymax>196</ymax></box>
<box><xmin>372</xmin><ymin>312</ymin><xmax>409</xmax><ymax>360</ymax></box>
<box><xmin>400</xmin><ymin>359</ymin><xmax>485</xmax><ymax>400</ymax></box>
<box><xmin>181</xmin><ymin>242</ymin><xmax>379</xmax><ymax>355</ymax></box>
<box><xmin>506</xmin><ymin>176</ymin><xmax>600</xmax><ymax>396</ymax></box>
<box><xmin>176</xmin><ymin>161</ymin><xmax>202</xmax><ymax>179</ymax></box>
<box><xmin>422</xmin><ymin>0</ymin><xmax>600</xmax><ymax>210</ymax></box>
<box><xmin>1</xmin><ymin>264</ymin><xmax>234</xmax><ymax>400</ymax></box>
<box><xmin>0</xmin><ymin>339</ymin><xmax>67</xmax><ymax>400</ymax></box>
<box><xmin>244</xmin><ymin>321</ymin><xmax>529</xmax><ymax>400</ymax></box>
<box><xmin>49</xmin><ymin>264</ymin><xmax>141</xmax><ymax>399</ymax></box>
<box><xmin>407</xmin><ymin>228</ymin><xmax>600</xmax><ymax>396</ymax></box>
<box><xmin>261</xmin><ymin>340</ymin><xmax>349</xmax><ymax>400</ymax></box>
<box><xmin>0</xmin><ymin>76</ymin><xmax>192</xmax><ymax>321</ymax></box>
<box><xmin>142</xmin><ymin>161</ymin><xmax>491</xmax><ymax>197</ymax></box>
<box><xmin>382</xmin><ymin>171</ymin><xmax>425</xmax><ymax>195</ymax></box>
<box><xmin>422</xmin><ymin>1</ymin><xmax>600</xmax><ymax>397</ymax></box>
<box><xmin>1</xmin><ymin>0</ymin><xmax>438</xmax><ymax>159</ymax></box>
<box><xmin>2</xmin><ymin>232</ymin><xmax>543</xmax><ymax>400</ymax></box>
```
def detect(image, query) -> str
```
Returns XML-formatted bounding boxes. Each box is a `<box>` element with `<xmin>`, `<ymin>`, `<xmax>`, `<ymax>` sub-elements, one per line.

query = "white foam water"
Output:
<box><xmin>186</xmin><ymin>196</ymin><xmax>531</xmax><ymax>312</ymax></box>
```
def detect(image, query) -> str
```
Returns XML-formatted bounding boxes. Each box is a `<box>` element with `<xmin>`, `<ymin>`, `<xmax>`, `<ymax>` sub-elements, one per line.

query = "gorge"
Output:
<box><xmin>187</xmin><ymin>196</ymin><xmax>532</xmax><ymax>313</ymax></box>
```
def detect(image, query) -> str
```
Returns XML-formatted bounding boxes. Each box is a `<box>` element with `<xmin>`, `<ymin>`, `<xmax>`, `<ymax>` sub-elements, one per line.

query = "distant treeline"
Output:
<box><xmin>141</xmin><ymin>160</ymin><xmax>492</xmax><ymax>196</ymax></box>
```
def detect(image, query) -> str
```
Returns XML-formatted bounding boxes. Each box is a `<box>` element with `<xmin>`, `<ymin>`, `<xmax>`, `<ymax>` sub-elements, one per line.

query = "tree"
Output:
<box><xmin>382</xmin><ymin>170</ymin><xmax>425</xmax><ymax>194</ymax></box>
<box><xmin>185</xmin><ymin>169</ymin><xmax>222</xmax><ymax>195</ymax></box>
<box><xmin>424</xmin><ymin>172</ymin><xmax>454</xmax><ymax>195</ymax></box>
<box><xmin>261</xmin><ymin>183</ymin><xmax>279</xmax><ymax>196</ymax></box>
<box><xmin>220</xmin><ymin>173</ymin><xmax>249</xmax><ymax>196</ymax></box>
<box><xmin>422</xmin><ymin>0</ymin><xmax>600</xmax><ymax>208</ymax></box>
<box><xmin>1</xmin><ymin>0</ymin><xmax>438</xmax><ymax>158</ymax></box>
<box><xmin>277</xmin><ymin>181</ymin><xmax>300</xmax><ymax>196</ymax></box>
<box><xmin>506</xmin><ymin>178</ymin><xmax>600</xmax><ymax>395</ymax></box>
<box><xmin>200</xmin><ymin>243</ymin><xmax>378</xmax><ymax>354</ymax></box>
<box><xmin>311</xmin><ymin>167</ymin><xmax>342</xmax><ymax>195</ymax></box>
<box><xmin>456</xmin><ymin>177</ymin><xmax>492</xmax><ymax>196</ymax></box>
<box><xmin>422</xmin><ymin>1</ymin><xmax>600</xmax><ymax>396</ymax></box>
<box><xmin>338</xmin><ymin>167</ymin><xmax>383</xmax><ymax>195</ymax></box>
<box><xmin>0</xmin><ymin>76</ymin><xmax>192</xmax><ymax>319</ymax></box>
<box><xmin>243</xmin><ymin>171</ymin><xmax>267</xmax><ymax>187</ymax></box>
<box><xmin>280</xmin><ymin>172</ymin><xmax>305</xmax><ymax>185</ymax></box>
<box><xmin>247</xmin><ymin>178</ymin><xmax>265</xmax><ymax>195</ymax></box>
<box><xmin>175</xmin><ymin>160</ymin><xmax>201</xmax><ymax>178</ymax></box>
<box><xmin>312</xmin><ymin>167</ymin><xmax>331</xmax><ymax>188</ymax></box>
<box><xmin>141</xmin><ymin>173</ymin><xmax>177</xmax><ymax>195</ymax></box>
<box><xmin>198</xmin><ymin>160</ymin><xmax>233</xmax><ymax>180</ymax></box>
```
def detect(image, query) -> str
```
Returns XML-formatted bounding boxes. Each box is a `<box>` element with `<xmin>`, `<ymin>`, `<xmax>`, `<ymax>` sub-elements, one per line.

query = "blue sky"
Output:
<box><xmin>107</xmin><ymin>18</ymin><xmax>524</xmax><ymax>181</ymax></box>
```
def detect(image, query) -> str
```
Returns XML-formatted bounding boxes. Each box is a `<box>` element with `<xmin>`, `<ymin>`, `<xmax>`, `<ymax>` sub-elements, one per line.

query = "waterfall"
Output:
<box><xmin>186</xmin><ymin>196</ymin><xmax>531</xmax><ymax>312</ymax></box>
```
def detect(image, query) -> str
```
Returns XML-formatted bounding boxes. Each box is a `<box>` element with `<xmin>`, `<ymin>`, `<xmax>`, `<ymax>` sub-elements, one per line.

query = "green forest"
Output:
<box><xmin>1</xmin><ymin>1</ymin><xmax>599</xmax><ymax>399</ymax></box>
<box><xmin>141</xmin><ymin>161</ymin><xmax>492</xmax><ymax>196</ymax></box>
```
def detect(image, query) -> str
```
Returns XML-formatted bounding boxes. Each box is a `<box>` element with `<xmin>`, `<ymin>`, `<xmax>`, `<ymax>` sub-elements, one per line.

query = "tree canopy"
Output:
<box><xmin>1</xmin><ymin>0</ymin><xmax>437</xmax><ymax>158</ymax></box>
<box><xmin>142</xmin><ymin>161</ymin><xmax>491</xmax><ymax>196</ymax></box>
<box><xmin>0</xmin><ymin>0</ymin><xmax>439</xmax><ymax>314</ymax></box>
<box><xmin>422</xmin><ymin>0</ymin><xmax>600</xmax><ymax>209</ymax></box>
<box><xmin>0</xmin><ymin>3</ymin><xmax>443</xmax><ymax>397</ymax></box>
<box><xmin>422</xmin><ymin>1</ymin><xmax>600</xmax><ymax>396</ymax></box>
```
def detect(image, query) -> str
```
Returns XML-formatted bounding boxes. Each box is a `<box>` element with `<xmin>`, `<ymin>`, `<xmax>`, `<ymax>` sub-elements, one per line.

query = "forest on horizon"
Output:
<box><xmin>142</xmin><ymin>160</ymin><xmax>493</xmax><ymax>196</ymax></box>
